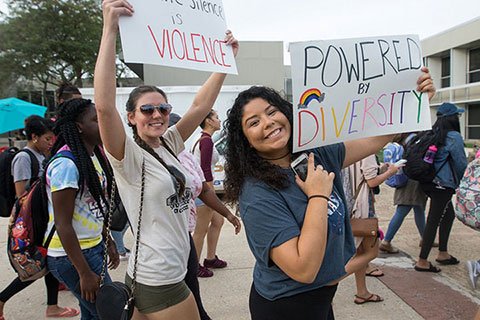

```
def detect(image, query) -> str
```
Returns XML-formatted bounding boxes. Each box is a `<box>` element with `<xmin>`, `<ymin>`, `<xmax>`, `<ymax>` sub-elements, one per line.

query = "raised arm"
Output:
<box><xmin>94</xmin><ymin>0</ymin><xmax>134</xmax><ymax>160</ymax></box>
<box><xmin>176</xmin><ymin>31</ymin><xmax>239</xmax><ymax>141</ymax></box>
<box><xmin>343</xmin><ymin>67</ymin><xmax>435</xmax><ymax>168</ymax></box>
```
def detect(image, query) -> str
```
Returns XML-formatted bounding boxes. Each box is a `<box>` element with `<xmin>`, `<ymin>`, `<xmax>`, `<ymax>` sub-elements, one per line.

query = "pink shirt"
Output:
<box><xmin>178</xmin><ymin>151</ymin><xmax>205</xmax><ymax>232</ymax></box>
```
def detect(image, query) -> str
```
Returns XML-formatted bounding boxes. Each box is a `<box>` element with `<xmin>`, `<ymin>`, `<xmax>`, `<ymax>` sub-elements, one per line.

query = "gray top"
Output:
<box><xmin>11</xmin><ymin>147</ymin><xmax>44</xmax><ymax>182</ymax></box>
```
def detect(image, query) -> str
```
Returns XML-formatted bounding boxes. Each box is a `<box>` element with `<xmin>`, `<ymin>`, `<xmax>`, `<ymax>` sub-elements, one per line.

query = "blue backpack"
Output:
<box><xmin>383</xmin><ymin>143</ymin><xmax>408</xmax><ymax>188</ymax></box>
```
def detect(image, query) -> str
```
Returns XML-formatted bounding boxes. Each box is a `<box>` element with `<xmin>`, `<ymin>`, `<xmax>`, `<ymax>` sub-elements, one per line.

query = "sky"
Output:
<box><xmin>221</xmin><ymin>0</ymin><xmax>480</xmax><ymax>63</ymax></box>
<box><xmin>1</xmin><ymin>0</ymin><xmax>479</xmax><ymax>63</ymax></box>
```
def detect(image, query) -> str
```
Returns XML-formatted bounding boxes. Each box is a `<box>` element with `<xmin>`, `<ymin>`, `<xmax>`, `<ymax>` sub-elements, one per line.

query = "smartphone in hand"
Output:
<box><xmin>291</xmin><ymin>153</ymin><xmax>309</xmax><ymax>182</ymax></box>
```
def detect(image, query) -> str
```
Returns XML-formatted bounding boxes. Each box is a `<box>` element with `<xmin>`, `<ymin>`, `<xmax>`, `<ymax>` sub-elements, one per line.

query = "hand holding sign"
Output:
<box><xmin>416</xmin><ymin>67</ymin><xmax>436</xmax><ymax>100</ymax></box>
<box><xmin>290</xmin><ymin>35</ymin><xmax>434</xmax><ymax>152</ymax></box>
<box><xmin>102</xmin><ymin>0</ymin><xmax>134</xmax><ymax>34</ymax></box>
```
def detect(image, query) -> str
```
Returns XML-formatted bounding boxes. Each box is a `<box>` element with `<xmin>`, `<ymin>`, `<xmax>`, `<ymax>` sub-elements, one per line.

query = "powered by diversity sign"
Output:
<box><xmin>119</xmin><ymin>0</ymin><xmax>237</xmax><ymax>74</ymax></box>
<box><xmin>290</xmin><ymin>35</ymin><xmax>431</xmax><ymax>152</ymax></box>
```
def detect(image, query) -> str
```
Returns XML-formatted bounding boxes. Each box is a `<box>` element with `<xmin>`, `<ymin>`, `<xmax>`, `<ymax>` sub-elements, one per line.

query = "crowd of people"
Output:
<box><xmin>0</xmin><ymin>1</ymin><xmax>478</xmax><ymax>319</ymax></box>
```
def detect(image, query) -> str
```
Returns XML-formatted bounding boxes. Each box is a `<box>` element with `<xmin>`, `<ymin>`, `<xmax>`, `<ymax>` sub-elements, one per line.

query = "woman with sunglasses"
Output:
<box><xmin>222</xmin><ymin>72</ymin><xmax>434</xmax><ymax>319</ymax></box>
<box><xmin>94</xmin><ymin>1</ymin><xmax>238</xmax><ymax>319</ymax></box>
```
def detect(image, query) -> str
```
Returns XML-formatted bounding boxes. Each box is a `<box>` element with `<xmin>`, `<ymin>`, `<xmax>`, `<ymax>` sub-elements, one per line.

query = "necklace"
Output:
<box><xmin>261</xmin><ymin>152</ymin><xmax>291</xmax><ymax>161</ymax></box>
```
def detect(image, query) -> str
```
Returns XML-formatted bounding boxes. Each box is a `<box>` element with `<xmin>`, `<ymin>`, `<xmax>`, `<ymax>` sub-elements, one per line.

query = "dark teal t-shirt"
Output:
<box><xmin>239</xmin><ymin>143</ymin><xmax>356</xmax><ymax>301</ymax></box>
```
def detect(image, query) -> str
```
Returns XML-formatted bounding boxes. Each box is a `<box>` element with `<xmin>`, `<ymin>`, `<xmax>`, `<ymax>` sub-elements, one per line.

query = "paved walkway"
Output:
<box><xmin>0</xmin><ymin>186</ymin><xmax>479</xmax><ymax>319</ymax></box>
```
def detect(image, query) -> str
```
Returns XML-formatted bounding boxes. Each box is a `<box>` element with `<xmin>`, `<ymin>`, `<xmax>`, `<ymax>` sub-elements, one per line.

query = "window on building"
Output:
<box><xmin>469</xmin><ymin>48</ymin><xmax>480</xmax><ymax>83</ymax></box>
<box><xmin>467</xmin><ymin>103</ymin><xmax>480</xmax><ymax>139</ymax></box>
<box><xmin>441</xmin><ymin>56</ymin><xmax>450</xmax><ymax>88</ymax></box>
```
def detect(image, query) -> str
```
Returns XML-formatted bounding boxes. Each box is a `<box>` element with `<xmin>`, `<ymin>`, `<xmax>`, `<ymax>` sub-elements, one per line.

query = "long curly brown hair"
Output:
<box><xmin>223</xmin><ymin>86</ymin><xmax>297</xmax><ymax>204</ymax></box>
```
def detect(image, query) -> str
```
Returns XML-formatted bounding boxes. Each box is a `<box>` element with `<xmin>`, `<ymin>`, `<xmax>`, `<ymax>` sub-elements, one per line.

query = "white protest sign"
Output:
<box><xmin>119</xmin><ymin>0</ymin><xmax>237</xmax><ymax>74</ymax></box>
<box><xmin>290</xmin><ymin>35</ymin><xmax>431</xmax><ymax>152</ymax></box>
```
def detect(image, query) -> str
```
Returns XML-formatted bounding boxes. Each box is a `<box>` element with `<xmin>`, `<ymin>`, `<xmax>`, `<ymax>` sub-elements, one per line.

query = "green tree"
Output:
<box><xmin>0</xmin><ymin>0</ymin><xmax>103</xmax><ymax>104</ymax></box>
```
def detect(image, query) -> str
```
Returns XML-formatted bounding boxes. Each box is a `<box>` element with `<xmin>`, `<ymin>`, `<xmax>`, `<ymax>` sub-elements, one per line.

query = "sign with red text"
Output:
<box><xmin>118</xmin><ymin>0</ymin><xmax>237</xmax><ymax>74</ymax></box>
<box><xmin>290</xmin><ymin>35</ymin><xmax>431</xmax><ymax>152</ymax></box>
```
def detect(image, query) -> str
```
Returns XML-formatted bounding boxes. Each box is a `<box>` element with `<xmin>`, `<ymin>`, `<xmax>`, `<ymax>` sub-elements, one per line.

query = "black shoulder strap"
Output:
<box><xmin>18</xmin><ymin>149</ymin><xmax>40</xmax><ymax>180</ymax></box>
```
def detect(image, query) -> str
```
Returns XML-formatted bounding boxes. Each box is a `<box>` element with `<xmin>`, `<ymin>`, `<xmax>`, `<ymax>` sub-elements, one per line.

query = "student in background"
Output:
<box><xmin>0</xmin><ymin>116</ymin><xmax>79</xmax><ymax>319</ymax></box>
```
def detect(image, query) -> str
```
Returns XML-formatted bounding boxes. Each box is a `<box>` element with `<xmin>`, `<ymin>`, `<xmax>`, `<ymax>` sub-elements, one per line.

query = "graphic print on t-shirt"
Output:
<box><xmin>327</xmin><ymin>189</ymin><xmax>344</xmax><ymax>236</ymax></box>
<box><xmin>166</xmin><ymin>187</ymin><xmax>192</xmax><ymax>215</ymax></box>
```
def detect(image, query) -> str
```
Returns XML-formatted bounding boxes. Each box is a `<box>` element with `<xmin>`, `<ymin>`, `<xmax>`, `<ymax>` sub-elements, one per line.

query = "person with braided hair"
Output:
<box><xmin>44</xmin><ymin>98</ymin><xmax>120</xmax><ymax>319</ymax></box>
<box><xmin>94</xmin><ymin>1</ymin><xmax>238</xmax><ymax>318</ymax></box>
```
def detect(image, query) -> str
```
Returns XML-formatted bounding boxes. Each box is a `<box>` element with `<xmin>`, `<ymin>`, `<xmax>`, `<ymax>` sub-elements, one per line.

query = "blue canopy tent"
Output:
<box><xmin>0</xmin><ymin>98</ymin><xmax>47</xmax><ymax>134</ymax></box>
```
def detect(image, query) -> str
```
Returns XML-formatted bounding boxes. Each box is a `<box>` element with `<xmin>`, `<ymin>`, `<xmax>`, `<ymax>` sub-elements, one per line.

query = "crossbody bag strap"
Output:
<box><xmin>352</xmin><ymin>162</ymin><xmax>367</xmax><ymax>201</ymax></box>
<box><xmin>129</xmin><ymin>159</ymin><xmax>146</xmax><ymax>302</ymax></box>
<box><xmin>99</xmin><ymin>176</ymin><xmax>116</xmax><ymax>286</ymax></box>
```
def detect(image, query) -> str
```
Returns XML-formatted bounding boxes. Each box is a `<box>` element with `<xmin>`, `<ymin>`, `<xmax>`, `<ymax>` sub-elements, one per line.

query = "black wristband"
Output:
<box><xmin>308</xmin><ymin>194</ymin><xmax>330</xmax><ymax>202</ymax></box>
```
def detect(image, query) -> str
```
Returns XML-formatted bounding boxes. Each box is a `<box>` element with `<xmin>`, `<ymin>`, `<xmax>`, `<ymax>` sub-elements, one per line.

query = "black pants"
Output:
<box><xmin>420</xmin><ymin>183</ymin><xmax>456</xmax><ymax>259</ymax></box>
<box><xmin>249</xmin><ymin>283</ymin><xmax>337</xmax><ymax>320</ymax></box>
<box><xmin>0</xmin><ymin>272</ymin><xmax>58</xmax><ymax>305</ymax></box>
<box><xmin>184</xmin><ymin>233</ymin><xmax>210</xmax><ymax>320</ymax></box>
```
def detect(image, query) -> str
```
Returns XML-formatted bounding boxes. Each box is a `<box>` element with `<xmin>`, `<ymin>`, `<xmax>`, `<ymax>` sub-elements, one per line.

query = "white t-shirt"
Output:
<box><xmin>45</xmin><ymin>147</ymin><xmax>107</xmax><ymax>257</ymax></box>
<box><xmin>105</xmin><ymin>126</ymin><xmax>192</xmax><ymax>286</ymax></box>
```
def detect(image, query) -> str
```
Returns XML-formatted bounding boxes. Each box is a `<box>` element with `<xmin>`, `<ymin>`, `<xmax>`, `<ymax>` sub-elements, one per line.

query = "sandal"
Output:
<box><xmin>354</xmin><ymin>294</ymin><xmax>384</xmax><ymax>305</ymax></box>
<box><xmin>46</xmin><ymin>307</ymin><xmax>79</xmax><ymax>318</ymax></box>
<box><xmin>414</xmin><ymin>262</ymin><xmax>441</xmax><ymax>273</ymax></box>
<box><xmin>365</xmin><ymin>268</ymin><xmax>384</xmax><ymax>277</ymax></box>
<box><xmin>435</xmin><ymin>256</ymin><xmax>459</xmax><ymax>265</ymax></box>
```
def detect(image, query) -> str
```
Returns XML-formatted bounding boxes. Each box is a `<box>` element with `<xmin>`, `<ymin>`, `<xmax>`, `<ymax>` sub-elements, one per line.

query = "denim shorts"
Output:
<box><xmin>194</xmin><ymin>197</ymin><xmax>206</xmax><ymax>207</ymax></box>
<box><xmin>47</xmin><ymin>243</ymin><xmax>111</xmax><ymax>320</ymax></box>
<box><xmin>125</xmin><ymin>275</ymin><xmax>190</xmax><ymax>314</ymax></box>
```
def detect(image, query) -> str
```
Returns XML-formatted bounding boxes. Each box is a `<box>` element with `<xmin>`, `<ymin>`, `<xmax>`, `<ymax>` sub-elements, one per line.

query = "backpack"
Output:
<box><xmin>403</xmin><ymin>130</ymin><xmax>443</xmax><ymax>183</ymax></box>
<box><xmin>0</xmin><ymin>147</ymin><xmax>39</xmax><ymax>217</ymax></box>
<box><xmin>454</xmin><ymin>158</ymin><xmax>480</xmax><ymax>231</ymax></box>
<box><xmin>383</xmin><ymin>143</ymin><xmax>408</xmax><ymax>188</ymax></box>
<box><xmin>7</xmin><ymin>150</ymin><xmax>74</xmax><ymax>281</ymax></box>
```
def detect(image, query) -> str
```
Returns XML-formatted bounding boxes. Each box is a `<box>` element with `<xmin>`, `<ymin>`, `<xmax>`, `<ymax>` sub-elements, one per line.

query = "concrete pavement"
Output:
<box><xmin>0</xmin><ymin>185</ymin><xmax>479</xmax><ymax>319</ymax></box>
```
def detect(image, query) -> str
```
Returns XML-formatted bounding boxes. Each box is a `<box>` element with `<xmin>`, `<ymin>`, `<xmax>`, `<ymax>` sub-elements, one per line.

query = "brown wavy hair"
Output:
<box><xmin>223</xmin><ymin>86</ymin><xmax>296</xmax><ymax>204</ymax></box>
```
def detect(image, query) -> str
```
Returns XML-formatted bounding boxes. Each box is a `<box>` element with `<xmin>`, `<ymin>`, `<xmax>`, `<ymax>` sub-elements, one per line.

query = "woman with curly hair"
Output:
<box><xmin>223</xmin><ymin>70</ymin><xmax>435</xmax><ymax>319</ymax></box>
<box><xmin>44</xmin><ymin>98</ymin><xmax>120</xmax><ymax>319</ymax></box>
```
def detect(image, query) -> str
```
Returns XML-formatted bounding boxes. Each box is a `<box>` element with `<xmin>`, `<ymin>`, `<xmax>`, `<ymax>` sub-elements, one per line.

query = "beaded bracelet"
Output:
<box><xmin>308</xmin><ymin>194</ymin><xmax>330</xmax><ymax>202</ymax></box>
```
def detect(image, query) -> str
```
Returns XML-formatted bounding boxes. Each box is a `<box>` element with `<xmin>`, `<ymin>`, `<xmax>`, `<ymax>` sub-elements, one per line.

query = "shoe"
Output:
<box><xmin>414</xmin><ymin>262</ymin><xmax>441</xmax><ymax>273</ymax></box>
<box><xmin>379</xmin><ymin>242</ymin><xmax>399</xmax><ymax>254</ymax></box>
<box><xmin>204</xmin><ymin>255</ymin><xmax>227</xmax><ymax>268</ymax></box>
<box><xmin>197</xmin><ymin>264</ymin><xmax>213</xmax><ymax>277</ymax></box>
<box><xmin>354</xmin><ymin>294</ymin><xmax>384</xmax><ymax>305</ymax></box>
<box><xmin>467</xmin><ymin>261</ymin><xmax>479</xmax><ymax>289</ymax></box>
<box><xmin>125</xmin><ymin>247</ymin><xmax>131</xmax><ymax>253</ymax></box>
<box><xmin>46</xmin><ymin>307</ymin><xmax>79</xmax><ymax>318</ymax></box>
<box><xmin>119</xmin><ymin>252</ymin><xmax>131</xmax><ymax>261</ymax></box>
<box><xmin>436</xmin><ymin>256</ymin><xmax>460</xmax><ymax>265</ymax></box>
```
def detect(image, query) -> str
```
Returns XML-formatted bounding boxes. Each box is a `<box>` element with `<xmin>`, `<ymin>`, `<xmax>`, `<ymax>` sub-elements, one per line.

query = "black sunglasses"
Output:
<box><xmin>139</xmin><ymin>104</ymin><xmax>172</xmax><ymax>116</ymax></box>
